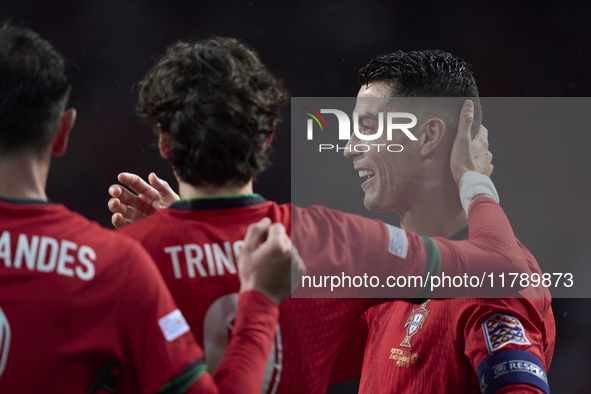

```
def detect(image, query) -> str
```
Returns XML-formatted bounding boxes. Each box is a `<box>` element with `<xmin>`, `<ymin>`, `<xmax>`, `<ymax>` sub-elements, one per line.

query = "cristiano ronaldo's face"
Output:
<box><xmin>344</xmin><ymin>82</ymin><xmax>421</xmax><ymax>213</ymax></box>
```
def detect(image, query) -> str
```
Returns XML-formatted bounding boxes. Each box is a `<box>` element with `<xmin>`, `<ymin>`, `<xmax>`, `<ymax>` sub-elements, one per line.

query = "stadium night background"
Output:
<box><xmin>2</xmin><ymin>0</ymin><xmax>590</xmax><ymax>392</ymax></box>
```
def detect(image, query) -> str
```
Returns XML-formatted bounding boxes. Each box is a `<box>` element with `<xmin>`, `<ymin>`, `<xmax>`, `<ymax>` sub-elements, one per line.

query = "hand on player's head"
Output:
<box><xmin>450</xmin><ymin>100</ymin><xmax>494</xmax><ymax>186</ymax></box>
<box><xmin>108</xmin><ymin>172</ymin><xmax>180</xmax><ymax>228</ymax></box>
<box><xmin>239</xmin><ymin>218</ymin><xmax>305</xmax><ymax>305</ymax></box>
<box><xmin>471</xmin><ymin>125</ymin><xmax>493</xmax><ymax>177</ymax></box>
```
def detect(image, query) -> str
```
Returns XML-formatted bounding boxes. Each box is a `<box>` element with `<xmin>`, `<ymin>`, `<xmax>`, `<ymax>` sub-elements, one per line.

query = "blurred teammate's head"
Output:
<box><xmin>346</xmin><ymin>50</ymin><xmax>480</xmax><ymax>213</ymax></box>
<box><xmin>136</xmin><ymin>37</ymin><xmax>290</xmax><ymax>188</ymax></box>
<box><xmin>0</xmin><ymin>23</ymin><xmax>75</xmax><ymax>157</ymax></box>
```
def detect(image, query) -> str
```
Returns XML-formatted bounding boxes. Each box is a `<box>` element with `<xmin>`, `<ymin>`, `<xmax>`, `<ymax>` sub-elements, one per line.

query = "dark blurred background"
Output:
<box><xmin>2</xmin><ymin>0</ymin><xmax>590</xmax><ymax>392</ymax></box>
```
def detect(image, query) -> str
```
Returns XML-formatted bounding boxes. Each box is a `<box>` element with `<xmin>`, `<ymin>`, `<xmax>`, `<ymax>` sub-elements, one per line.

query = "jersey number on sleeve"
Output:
<box><xmin>203</xmin><ymin>293</ymin><xmax>282</xmax><ymax>394</ymax></box>
<box><xmin>0</xmin><ymin>307</ymin><xmax>10</xmax><ymax>378</ymax></box>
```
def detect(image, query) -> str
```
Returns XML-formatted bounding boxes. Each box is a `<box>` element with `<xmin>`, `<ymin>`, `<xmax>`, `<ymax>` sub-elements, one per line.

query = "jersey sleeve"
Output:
<box><xmin>431</xmin><ymin>198</ymin><xmax>530</xmax><ymax>296</ymax></box>
<box><xmin>116</xmin><ymin>239</ymin><xmax>280</xmax><ymax>394</ymax></box>
<box><xmin>291</xmin><ymin>204</ymin><xmax>427</xmax><ymax>298</ymax></box>
<box><xmin>114</xmin><ymin>240</ymin><xmax>204</xmax><ymax>394</ymax></box>
<box><xmin>185</xmin><ymin>291</ymin><xmax>280</xmax><ymax>394</ymax></box>
<box><xmin>459</xmin><ymin>299</ymin><xmax>551</xmax><ymax>394</ymax></box>
<box><xmin>292</xmin><ymin>197</ymin><xmax>528</xmax><ymax>298</ymax></box>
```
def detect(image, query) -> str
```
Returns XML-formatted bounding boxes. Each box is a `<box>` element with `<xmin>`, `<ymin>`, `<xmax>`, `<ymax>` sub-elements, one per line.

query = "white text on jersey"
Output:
<box><xmin>164</xmin><ymin>241</ymin><xmax>244</xmax><ymax>279</ymax></box>
<box><xmin>0</xmin><ymin>231</ymin><xmax>96</xmax><ymax>280</ymax></box>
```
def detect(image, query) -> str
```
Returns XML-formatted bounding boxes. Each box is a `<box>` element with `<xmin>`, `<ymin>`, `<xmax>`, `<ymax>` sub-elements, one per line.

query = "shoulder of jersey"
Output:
<box><xmin>117</xmin><ymin>207</ymin><xmax>173</xmax><ymax>239</ymax></box>
<box><xmin>46</xmin><ymin>204</ymin><xmax>144</xmax><ymax>252</ymax></box>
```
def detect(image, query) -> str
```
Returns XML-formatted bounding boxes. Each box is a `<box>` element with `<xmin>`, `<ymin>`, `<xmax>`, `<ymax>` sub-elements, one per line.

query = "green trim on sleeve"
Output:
<box><xmin>158</xmin><ymin>359</ymin><xmax>208</xmax><ymax>394</ymax></box>
<box><xmin>411</xmin><ymin>226</ymin><xmax>465</xmax><ymax>303</ymax></box>
<box><xmin>412</xmin><ymin>236</ymin><xmax>442</xmax><ymax>300</ymax></box>
<box><xmin>429</xmin><ymin>237</ymin><xmax>442</xmax><ymax>279</ymax></box>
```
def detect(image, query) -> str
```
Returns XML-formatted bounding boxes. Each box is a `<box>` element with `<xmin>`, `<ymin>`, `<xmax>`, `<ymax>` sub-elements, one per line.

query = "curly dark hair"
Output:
<box><xmin>358</xmin><ymin>50</ymin><xmax>482</xmax><ymax>137</ymax></box>
<box><xmin>0</xmin><ymin>22</ymin><xmax>70</xmax><ymax>153</ymax></box>
<box><xmin>136</xmin><ymin>37</ymin><xmax>290</xmax><ymax>187</ymax></box>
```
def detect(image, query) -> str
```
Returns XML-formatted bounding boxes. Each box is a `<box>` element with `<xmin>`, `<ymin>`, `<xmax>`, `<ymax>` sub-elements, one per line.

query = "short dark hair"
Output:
<box><xmin>358</xmin><ymin>50</ymin><xmax>482</xmax><ymax>137</ymax></box>
<box><xmin>136</xmin><ymin>37</ymin><xmax>290</xmax><ymax>187</ymax></box>
<box><xmin>0</xmin><ymin>23</ymin><xmax>70</xmax><ymax>153</ymax></box>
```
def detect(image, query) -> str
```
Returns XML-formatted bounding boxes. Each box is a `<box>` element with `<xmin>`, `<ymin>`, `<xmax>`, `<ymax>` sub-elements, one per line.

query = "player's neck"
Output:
<box><xmin>178</xmin><ymin>179</ymin><xmax>254</xmax><ymax>200</ymax></box>
<box><xmin>398</xmin><ymin>175</ymin><xmax>467</xmax><ymax>238</ymax></box>
<box><xmin>0</xmin><ymin>151</ymin><xmax>50</xmax><ymax>201</ymax></box>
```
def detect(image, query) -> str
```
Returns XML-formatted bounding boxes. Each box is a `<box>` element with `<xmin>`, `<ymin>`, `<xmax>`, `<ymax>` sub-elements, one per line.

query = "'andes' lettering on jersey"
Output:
<box><xmin>0</xmin><ymin>230</ymin><xmax>95</xmax><ymax>280</ymax></box>
<box><xmin>164</xmin><ymin>241</ymin><xmax>243</xmax><ymax>279</ymax></box>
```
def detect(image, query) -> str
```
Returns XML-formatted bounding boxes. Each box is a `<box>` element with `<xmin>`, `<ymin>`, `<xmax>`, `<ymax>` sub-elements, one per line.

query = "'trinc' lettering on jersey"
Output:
<box><xmin>0</xmin><ymin>231</ymin><xmax>95</xmax><ymax>280</ymax></box>
<box><xmin>164</xmin><ymin>241</ymin><xmax>244</xmax><ymax>279</ymax></box>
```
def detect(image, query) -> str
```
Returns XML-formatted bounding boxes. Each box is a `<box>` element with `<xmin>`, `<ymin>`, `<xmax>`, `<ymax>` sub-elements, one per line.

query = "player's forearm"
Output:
<box><xmin>439</xmin><ymin>197</ymin><xmax>523</xmax><ymax>272</ymax></box>
<box><xmin>431</xmin><ymin>197</ymin><xmax>528</xmax><ymax>296</ymax></box>
<box><xmin>212</xmin><ymin>290</ymin><xmax>279</xmax><ymax>393</ymax></box>
<box><xmin>185</xmin><ymin>291</ymin><xmax>279</xmax><ymax>394</ymax></box>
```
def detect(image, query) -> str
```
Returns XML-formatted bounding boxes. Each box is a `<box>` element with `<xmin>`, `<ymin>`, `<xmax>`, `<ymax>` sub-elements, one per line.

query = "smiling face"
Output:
<box><xmin>344</xmin><ymin>82</ymin><xmax>422</xmax><ymax>213</ymax></box>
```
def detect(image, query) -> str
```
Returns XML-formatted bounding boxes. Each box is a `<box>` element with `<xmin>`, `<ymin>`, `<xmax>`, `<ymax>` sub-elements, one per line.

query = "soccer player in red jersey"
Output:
<box><xmin>345</xmin><ymin>51</ymin><xmax>555</xmax><ymax>394</ymax></box>
<box><xmin>0</xmin><ymin>23</ymin><xmax>305</xmax><ymax>394</ymax></box>
<box><xmin>108</xmin><ymin>37</ymin><xmax>535</xmax><ymax>393</ymax></box>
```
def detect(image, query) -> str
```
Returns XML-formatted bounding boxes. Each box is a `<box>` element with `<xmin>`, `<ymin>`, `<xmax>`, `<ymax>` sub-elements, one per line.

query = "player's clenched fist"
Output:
<box><xmin>239</xmin><ymin>218</ymin><xmax>306</xmax><ymax>305</ymax></box>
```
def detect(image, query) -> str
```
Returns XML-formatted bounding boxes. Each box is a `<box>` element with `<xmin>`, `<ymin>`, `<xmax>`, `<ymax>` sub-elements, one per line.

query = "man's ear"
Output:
<box><xmin>419</xmin><ymin>118</ymin><xmax>446</xmax><ymax>156</ymax></box>
<box><xmin>158</xmin><ymin>131</ymin><xmax>172</xmax><ymax>158</ymax></box>
<box><xmin>52</xmin><ymin>108</ymin><xmax>76</xmax><ymax>157</ymax></box>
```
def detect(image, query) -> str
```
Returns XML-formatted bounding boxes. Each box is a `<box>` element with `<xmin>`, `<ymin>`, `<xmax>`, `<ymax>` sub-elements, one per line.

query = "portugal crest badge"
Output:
<box><xmin>400</xmin><ymin>300</ymin><xmax>430</xmax><ymax>348</ymax></box>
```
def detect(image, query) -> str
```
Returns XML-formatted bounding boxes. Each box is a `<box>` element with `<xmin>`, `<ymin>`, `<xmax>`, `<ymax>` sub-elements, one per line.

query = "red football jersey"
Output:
<box><xmin>359</xmin><ymin>227</ymin><xmax>555</xmax><ymax>394</ymax></box>
<box><xmin>119</xmin><ymin>195</ymin><xmax>378</xmax><ymax>394</ymax></box>
<box><xmin>0</xmin><ymin>196</ymin><xmax>280</xmax><ymax>394</ymax></box>
<box><xmin>119</xmin><ymin>194</ymin><xmax>530</xmax><ymax>394</ymax></box>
